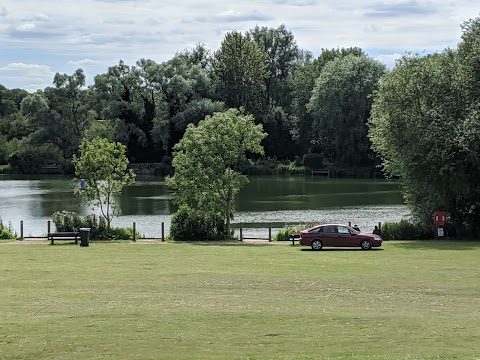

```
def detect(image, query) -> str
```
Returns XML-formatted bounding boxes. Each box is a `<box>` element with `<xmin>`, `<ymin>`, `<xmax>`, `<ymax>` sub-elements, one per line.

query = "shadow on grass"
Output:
<box><xmin>388</xmin><ymin>240</ymin><xmax>480</xmax><ymax>251</ymax></box>
<box><xmin>300</xmin><ymin>248</ymin><xmax>384</xmax><ymax>252</ymax></box>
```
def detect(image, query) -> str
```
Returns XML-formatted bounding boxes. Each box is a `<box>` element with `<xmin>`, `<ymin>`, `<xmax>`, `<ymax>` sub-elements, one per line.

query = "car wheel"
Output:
<box><xmin>311</xmin><ymin>240</ymin><xmax>322</xmax><ymax>251</ymax></box>
<box><xmin>361</xmin><ymin>240</ymin><xmax>372</xmax><ymax>250</ymax></box>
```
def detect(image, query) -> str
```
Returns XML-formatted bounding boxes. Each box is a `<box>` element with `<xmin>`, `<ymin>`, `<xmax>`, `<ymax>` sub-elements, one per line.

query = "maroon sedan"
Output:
<box><xmin>300</xmin><ymin>224</ymin><xmax>382</xmax><ymax>250</ymax></box>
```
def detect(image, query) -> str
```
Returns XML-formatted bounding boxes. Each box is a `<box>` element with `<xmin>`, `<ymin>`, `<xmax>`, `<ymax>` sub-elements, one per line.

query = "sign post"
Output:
<box><xmin>433</xmin><ymin>211</ymin><xmax>446</xmax><ymax>238</ymax></box>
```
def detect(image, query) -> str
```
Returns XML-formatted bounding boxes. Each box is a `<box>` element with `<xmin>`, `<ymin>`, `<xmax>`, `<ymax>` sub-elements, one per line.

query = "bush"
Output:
<box><xmin>273</xmin><ymin>223</ymin><xmax>316</xmax><ymax>241</ymax></box>
<box><xmin>303</xmin><ymin>153</ymin><xmax>323</xmax><ymax>169</ymax></box>
<box><xmin>9</xmin><ymin>146</ymin><xmax>62</xmax><ymax>174</ymax></box>
<box><xmin>381</xmin><ymin>219</ymin><xmax>434</xmax><ymax>240</ymax></box>
<box><xmin>52</xmin><ymin>211</ymin><xmax>136</xmax><ymax>240</ymax></box>
<box><xmin>0</xmin><ymin>218</ymin><xmax>17</xmax><ymax>239</ymax></box>
<box><xmin>170</xmin><ymin>204</ymin><xmax>229</xmax><ymax>241</ymax></box>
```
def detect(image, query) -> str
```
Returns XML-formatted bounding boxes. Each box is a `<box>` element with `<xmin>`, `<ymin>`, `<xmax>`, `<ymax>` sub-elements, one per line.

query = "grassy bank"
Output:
<box><xmin>1</xmin><ymin>241</ymin><xmax>479</xmax><ymax>359</ymax></box>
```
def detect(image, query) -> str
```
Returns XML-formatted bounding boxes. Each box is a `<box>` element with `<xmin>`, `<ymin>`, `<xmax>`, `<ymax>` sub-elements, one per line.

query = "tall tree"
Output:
<box><xmin>166</xmin><ymin>109</ymin><xmax>266</xmax><ymax>236</ymax></box>
<box><xmin>292</xmin><ymin>47</ymin><xmax>365</xmax><ymax>153</ymax></box>
<box><xmin>22</xmin><ymin>69</ymin><xmax>91</xmax><ymax>159</ymax></box>
<box><xmin>212</xmin><ymin>31</ymin><xmax>268</xmax><ymax>114</ymax></box>
<box><xmin>247</xmin><ymin>24</ymin><xmax>299</xmax><ymax>110</ymax></box>
<box><xmin>307</xmin><ymin>54</ymin><xmax>385</xmax><ymax>166</ymax></box>
<box><xmin>368</xmin><ymin>50</ymin><xmax>473</xmax><ymax>232</ymax></box>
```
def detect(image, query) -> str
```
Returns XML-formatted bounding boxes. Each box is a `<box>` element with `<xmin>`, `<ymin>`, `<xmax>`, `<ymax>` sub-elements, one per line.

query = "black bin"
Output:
<box><xmin>79</xmin><ymin>228</ymin><xmax>90</xmax><ymax>247</ymax></box>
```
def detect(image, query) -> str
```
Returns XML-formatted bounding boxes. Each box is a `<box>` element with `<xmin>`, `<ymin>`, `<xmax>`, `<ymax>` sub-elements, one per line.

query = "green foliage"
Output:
<box><xmin>213</xmin><ymin>31</ymin><xmax>269</xmax><ymax>114</ymax></box>
<box><xmin>51</xmin><ymin>211</ymin><xmax>135</xmax><ymax>240</ymax></box>
<box><xmin>166</xmin><ymin>108</ymin><xmax>267</xmax><ymax>236</ymax></box>
<box><xmin>170</xmin><ymin>204</ymin><xmax>227</xmax><ymax>241</ymax></box>
<box><xmin>273</xmin><ymin>223</ymin><xmax>317</xmax><ymax>241</ymax></box>
<box><xmin>307</xmin><ymin>54</ymin><xmax>385</xmax><ymax>166</ymax></box>
<box><xmin>21</xmin><ymin>70</ymin><xmax>92</xmax><ymax>159</ymax></box>
<box><xmin>72</xmin><ymin>138</ymin><xmax>136</xmax><ymax>229</ymax></box>
<box><xmin>8</xmin><ymin>145</ymin><xmax>62</xmax><ymax>174</ymax></box>
<box><xmin>239</xmin><ymin>159</ymin><xmax>305</xmax><ymax>175</ymax></box>
<box><xmin>303</xmin><ymin>153</ymin><xmax>323</xmax><ymax>169</ymax></box>
<box><xmin>0</xmin><ymin>218</ymin><xmax>16</xmax><ymax>239</ymax></box>
<box><xmin>369</xmin><ymin>21</ymin><xmax>480</xmax><ymax>235</ymax></box>
<box><xmin>381</xmin><ymin>220</ymin><xmax>434</xmax><ymax>241</ymax></box>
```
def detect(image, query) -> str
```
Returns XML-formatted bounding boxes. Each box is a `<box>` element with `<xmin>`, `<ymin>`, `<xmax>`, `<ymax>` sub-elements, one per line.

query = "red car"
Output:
<box><xmin>300</xmin><ymin>224</ymin><xmax>382</xmax><ymax>250</ymax></box>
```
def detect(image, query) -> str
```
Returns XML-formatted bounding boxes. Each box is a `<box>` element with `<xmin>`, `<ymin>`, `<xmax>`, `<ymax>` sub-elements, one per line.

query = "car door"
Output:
<box><xmin>336</xmin><ymin>226</ymin><xmax>356</xmax><ymax>247</ymax></box>
<box><xmin>320</xmin><ymin>225</ymin><xmax>336</xmax><ymax>246</ymax></box>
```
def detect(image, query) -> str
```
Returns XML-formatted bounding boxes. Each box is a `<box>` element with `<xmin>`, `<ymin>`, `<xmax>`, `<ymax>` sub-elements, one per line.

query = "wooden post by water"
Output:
<box><xmin>348</xmin><ymin>221</ymin><xmax>351</xmax><ymax>227</ymax></box>
<box><xmin>161</xmin><ymin>222</ymin><xmax>164</xmax><ymax>242</ymax></box>
<box><xmin>268</xmin><ymin>226</ymin><xmax>272</xmax><ymax>242</ymax></box>
<box><xmin>132</xmin><ymin>222</ymin><xmax>136</xmax><ymax>242</ymax></box>
<box><xmin>239</xmin><ymin>226</ymin><xmax>243</xmax><ymax>242</ymax></box>
<box><xmin>20</xmin><ymin>221</ymin><xmax>24</xmax><ymax>240</ymax></box>
<box><xmin>47</xmin><ymin>221</ymin><xmax>51</xmax><ymax>235</ymax></box>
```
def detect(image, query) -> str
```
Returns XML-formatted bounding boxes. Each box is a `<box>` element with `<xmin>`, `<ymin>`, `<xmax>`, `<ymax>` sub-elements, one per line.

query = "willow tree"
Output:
<box><xmin>166</xmin><ymin>109</ymin><xmax>266</xmax><ymax>237</ymax></box>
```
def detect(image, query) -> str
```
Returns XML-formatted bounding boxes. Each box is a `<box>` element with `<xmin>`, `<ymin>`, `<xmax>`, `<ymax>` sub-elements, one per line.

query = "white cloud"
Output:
<box><xmin>67</xmin><ymin>59</ymin><xmax>101</xmax><ymax>66</ymax></box>
<box><xmin>0</xmin><ymin>63</ymin><xmax>55</xmax><ymax>92</ymax></box>
<box><xmin>375</xmin><ymin>53</ymin><xmax>404</xmax><ymax>69</ymax></box>
<box><xmin>16</xmin><ymin>22</ymin><xmax>36</xmax><ymax>31</ymax></box>
<box><xmin>0</xmin><ymin>0</ymin><xmax>478</xmax><ymax>89</ymax></box>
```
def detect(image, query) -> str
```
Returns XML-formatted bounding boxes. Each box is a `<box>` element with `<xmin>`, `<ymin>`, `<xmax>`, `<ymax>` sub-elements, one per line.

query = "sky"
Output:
<box><xmin>0</xmin><ymin>0</ymin><xmax>478</xmax><ymax>92</ymax></box>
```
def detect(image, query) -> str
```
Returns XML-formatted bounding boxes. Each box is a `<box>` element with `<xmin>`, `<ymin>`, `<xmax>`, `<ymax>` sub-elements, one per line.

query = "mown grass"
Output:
<box><xmin>1</xmin><ymin>241</ymin><xmax>479</xmax><ymax>359</ymax></box>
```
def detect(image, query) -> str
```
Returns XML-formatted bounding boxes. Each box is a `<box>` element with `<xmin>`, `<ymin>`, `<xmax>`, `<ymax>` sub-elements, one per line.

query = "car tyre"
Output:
<box><xmin>361</xmin><ymin>240</ymin><xmax>372</xmax><ymax>250</ymax></box>
<box><xmin>311</xmin><ymin>239</ymin><xmax>323</xmax><ymax>251</ymax></box>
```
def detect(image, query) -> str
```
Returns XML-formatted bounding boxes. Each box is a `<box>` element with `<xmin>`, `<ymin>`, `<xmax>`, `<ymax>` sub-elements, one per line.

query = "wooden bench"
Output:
<box><xmin>48</xmin><ymin>232</ymin><xmax>80</xmax><ymax>245</ymax></box>
<box><xmin>289</xmin><ymin>234</ymin><xmax>301</xmax><ymax>246</ymax></box>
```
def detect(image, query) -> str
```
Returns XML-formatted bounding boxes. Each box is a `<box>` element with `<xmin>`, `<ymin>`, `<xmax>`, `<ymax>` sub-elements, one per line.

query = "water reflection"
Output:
<box><xmin>0</xmin><ymin>175</ymin><xmax>408</xmax><ymax>237</ymax></box>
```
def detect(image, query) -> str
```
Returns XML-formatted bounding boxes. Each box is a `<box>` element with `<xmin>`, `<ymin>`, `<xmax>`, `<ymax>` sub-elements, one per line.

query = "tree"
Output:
<box><xmin>307</xmin><ymin>54</ymin><xmax>385</xmax><ymax>166</ymax></box>
<box><xmin>72</xmin><ymin>138</ymin><xmax>136</xmax><ymax>229</ymax></box>
<box><xmin>212</xmin><ymin>32</ymin><xmax>268</xmax><ymax>114</ymax></box>
<box><xmin>166</xmin><ymin>108</ymin><xmax>266</xmax><ymax>236</ymax></box>
<box><xmin>22</xmin><ymin>69</ymin><xmax>91</xmax><ymax>160</ymax></box>
<box><xmin>292</xmin><ymin>47</ymin><xmax>365</xmax><ymax>153</ymax></box>
<box><xmin>368</xmin><ymin>50</ymin><xmax>474</xmax><ymax>233</ymax></box>
<box><xmin>247</xmin><ymin>24</ymin><xmax>299</xmax><ymax>111</ymax></box>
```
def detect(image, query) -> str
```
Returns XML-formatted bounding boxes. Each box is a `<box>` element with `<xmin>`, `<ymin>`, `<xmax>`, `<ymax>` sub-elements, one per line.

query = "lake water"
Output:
<box><xmin>0</xmin><ymin>175</ymin><xmax>409</xmax><ymax>238</ymax></box>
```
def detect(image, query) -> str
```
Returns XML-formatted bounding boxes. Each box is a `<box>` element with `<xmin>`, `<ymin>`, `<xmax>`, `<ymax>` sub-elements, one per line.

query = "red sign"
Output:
<box><xmin>434</xmin><ymin>211</ymin><xmax>446</xmax><ymax>227</ymax></box>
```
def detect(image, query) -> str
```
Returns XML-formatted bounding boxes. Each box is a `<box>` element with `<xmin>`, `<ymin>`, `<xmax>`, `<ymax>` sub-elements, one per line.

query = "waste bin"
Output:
<box><xmin>79</xmin><ymin>228</ymin><xmax>90</xmax><ymax>247</ymax></box>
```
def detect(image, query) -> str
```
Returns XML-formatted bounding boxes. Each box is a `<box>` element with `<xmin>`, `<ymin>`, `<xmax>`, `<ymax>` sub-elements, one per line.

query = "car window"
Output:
<box><xmin>337</xmin><ymin>226</ymin><xmax>350</xmax><ymax>234</ymax></box>
<box><xmin>322</xmin><ymin>226</ymin><xmax>335</xmax><ymax>234</ymax></box>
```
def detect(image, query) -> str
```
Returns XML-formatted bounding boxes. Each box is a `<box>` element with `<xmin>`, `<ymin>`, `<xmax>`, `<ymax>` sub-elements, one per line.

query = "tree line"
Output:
<box><xmin>0</xmin><ymin>24</ymin><xmax>384</xmax><ymax>176</ymax></box>
<box><xmin>2</xmin><ymin>17</ymin><xmax>480</xmax><ymax>236</ymax></box>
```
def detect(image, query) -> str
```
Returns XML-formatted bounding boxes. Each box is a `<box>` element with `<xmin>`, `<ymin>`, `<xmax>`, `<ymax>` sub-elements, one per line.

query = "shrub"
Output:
<box><xmin>273</xmin><ymin>223</ymin><xmax>317</xmax><ymax>241</ymax></box>
<box><xmin>303</xmin><ymin>153</ymin><xmax>323</xmax><ymax>169</ymax></box>
<box><xmin>0</xmin><ymin>218</ymin><xmax>17</xmax><ymax>239</ymax></box>
<box><xmin>8</xmin><ymin>147</ymin><xmax>62</xmax><ymax>174</ymax></box>
<box><xmin>381</xmin><ymin>219</ymin><xmax>434</xmax><ymax>240</ymax></box>
<box><xmin>51</xmin><ymin>211</ymin><xmax>136</xmax><ymax>240</ymax></box>
<box><xmin>170</xmin><ymin>204</ymin><xmax>229</xmax><ymax>241</ymax></box>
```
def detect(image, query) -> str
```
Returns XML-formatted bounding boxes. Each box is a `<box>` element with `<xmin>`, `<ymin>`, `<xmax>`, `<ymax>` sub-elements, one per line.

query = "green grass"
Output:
<box><xmin>1</xmin><ymin>241</ymin><xmax>480</xmax><ymax>360</ymax></box>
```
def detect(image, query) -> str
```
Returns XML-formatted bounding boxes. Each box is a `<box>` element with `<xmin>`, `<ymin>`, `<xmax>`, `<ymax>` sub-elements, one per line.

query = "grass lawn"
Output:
<box><xmin>1</xmin><ymin>241</ymin><xmax>479</xmax><ymax>360</ymax></box>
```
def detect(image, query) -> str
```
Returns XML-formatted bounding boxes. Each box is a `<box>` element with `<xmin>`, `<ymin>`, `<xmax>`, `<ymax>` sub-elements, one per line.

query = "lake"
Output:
<box><xmin>0</xmin><ymin>175</ymin><xmax>409</xmax><ymax>238</ymax></box>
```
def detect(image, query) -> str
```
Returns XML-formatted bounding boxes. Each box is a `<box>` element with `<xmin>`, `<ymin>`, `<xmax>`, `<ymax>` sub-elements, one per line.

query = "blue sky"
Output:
<box><xmin>0</xmin><ymin>0</ymin><xmax>478</xmax><ymax>92</ymax></box>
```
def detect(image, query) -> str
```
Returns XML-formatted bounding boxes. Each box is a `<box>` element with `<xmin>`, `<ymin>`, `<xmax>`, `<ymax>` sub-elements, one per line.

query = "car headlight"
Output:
<box><xmin>373</xmin><ymin>236</ymin><xmax>382</xmax><ymax>241</ymax></box>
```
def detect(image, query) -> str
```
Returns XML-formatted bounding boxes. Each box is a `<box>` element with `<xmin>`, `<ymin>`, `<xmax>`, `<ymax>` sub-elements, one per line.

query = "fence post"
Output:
<box><xmin>268</xmin><ymin>226</ymin><xmax>272</xmax><ymax>242</ymax></box>
<box><xmin>239</xmin><ymin>226</ymin><xmax>243</xmax><ymax>242</ymax></box>
<box><xmin>20</xmin><ymin>221</ymin><xmax>24</xmax><ymax>240</ymax></box>
<box><xmin>161</xmin><ymin>222</ymin><xmax>164</xmax><ymax>242</ymax></box>
<box><xmin>47</xmin><ymin>220</ymin><xmax>51</xmax><ymax>236</ymax></box>
<box><xmin>348</xmin><ymin>221</ymin><xmax>351</xmax><ymax>227</ymax></box>
<box><xmin>132</xmin><ymin>222</ymin><xmax>136</xmax><ymax>242</ymax></box>
<box><xmin>378</xmin><ymin>222</ymin><xmax>382</xmax><ymax>230</ymax></box>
